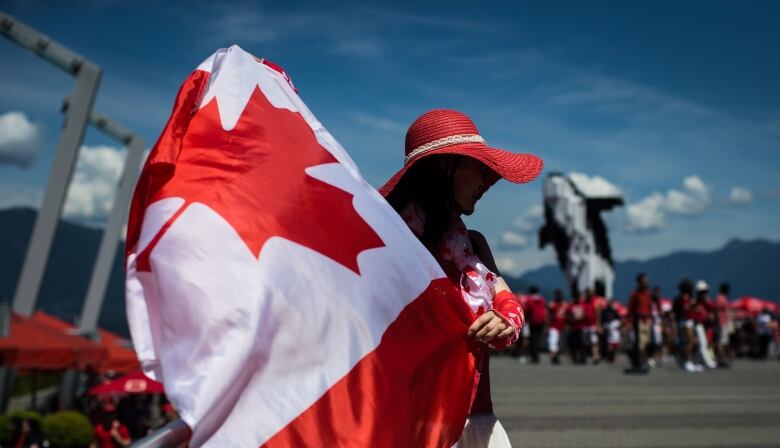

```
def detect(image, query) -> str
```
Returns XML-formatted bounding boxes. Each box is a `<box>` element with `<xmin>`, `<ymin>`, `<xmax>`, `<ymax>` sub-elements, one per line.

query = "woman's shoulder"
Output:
<box><xmin>467</xmin><ymin>229</ymin><xmax>488</xmax><ymax>247</ymax></box>
<box><xmin>467</xmin><ymin>229</ymin><xmax>500</xmax><ymax>273</ymax></box>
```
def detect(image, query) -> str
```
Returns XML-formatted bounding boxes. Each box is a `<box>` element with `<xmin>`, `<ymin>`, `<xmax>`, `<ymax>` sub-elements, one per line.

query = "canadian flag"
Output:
<box><xmin>125</xmin><ymin>45</ymin><xmax>477</xmax><ymax>447</ymax></box>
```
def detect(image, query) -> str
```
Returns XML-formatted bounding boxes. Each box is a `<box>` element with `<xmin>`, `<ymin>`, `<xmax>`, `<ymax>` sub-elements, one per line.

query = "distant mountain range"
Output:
<box><xmin>505</xmin><ymin>239</ymin><xmax>780</xmax><ymax>302</ymax></box>
<box><xmin>0</xmin><ymin>207</ymin><xmax>777</xmax><ymax>340</ymax></box>
<box><xmin>0</xmin><ymin>207</ymin><xmax>128</xmax><ymax>336</ymax></box>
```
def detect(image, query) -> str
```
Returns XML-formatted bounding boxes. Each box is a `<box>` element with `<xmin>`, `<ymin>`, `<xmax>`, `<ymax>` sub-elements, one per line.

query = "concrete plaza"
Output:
<box><xmin>491</xmin><ymin>356</ymin><xmax>780</xmax><ymax>447</ymax></box>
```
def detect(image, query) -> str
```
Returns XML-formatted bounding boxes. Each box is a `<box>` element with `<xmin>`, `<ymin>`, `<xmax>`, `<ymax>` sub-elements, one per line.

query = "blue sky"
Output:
<box><xmin>1</xmin><ymin>0</ymin><xmax>778</xmax><ymax>275</ymax></box>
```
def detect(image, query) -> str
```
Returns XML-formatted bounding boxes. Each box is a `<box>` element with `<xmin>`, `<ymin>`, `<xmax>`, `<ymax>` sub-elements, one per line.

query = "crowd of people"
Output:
<box><xmin>84</xmin><ymin>394</ymin><xmax>178</xmax><ymax>447</ymax></box>
<box><xmin>509</xmin><ymin>275</ymin><xmax>780</xmax><ymax>373</ymax></box>
<box><xmin>4</xmin><ymin>378</ymin><xmax>177</xmax><ymax>448</ymax></box>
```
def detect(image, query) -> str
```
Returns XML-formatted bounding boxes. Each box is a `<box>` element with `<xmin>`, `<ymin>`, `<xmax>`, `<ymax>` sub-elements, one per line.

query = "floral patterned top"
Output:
<box><xmin>400</xmin><ymin>203</ymin><xmax>524</xmax><ymax>349</ymax></box>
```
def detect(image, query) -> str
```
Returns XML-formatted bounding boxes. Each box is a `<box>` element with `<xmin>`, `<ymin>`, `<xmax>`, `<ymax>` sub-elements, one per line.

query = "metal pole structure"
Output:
<box><xmin>2</xmin><ymin>12</ymin><xmax>148</xmax><ymax>412</ymax></box>
<box><xmin>44</xmin><ymin>106</ymin><xmax>145</xmax><ymax>408</ymax></box>
<box><xmin>1</xmin><ymin>11</ymin><xmax>102</xmax><ymax>316</ymax></box>
<box><xmin>131</xmin><ymin>420</ymin><xmax>192</xmax><ymax>448</ymax></box>
<box><xmin>0</xmin><ymin>304</ymin><xmax>14</xmax><ymax>411</ymax></box>
<box><xmin>79</xmin><ymin>116</ymin><xmax>145</xmax><ymax>333</ymax></box>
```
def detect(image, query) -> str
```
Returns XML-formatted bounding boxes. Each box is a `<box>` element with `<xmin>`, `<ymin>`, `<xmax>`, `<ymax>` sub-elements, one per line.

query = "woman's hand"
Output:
<box><xmin>467</xmin><ymin>310</ymin><xmax>515</xmax><ymax>343</ymax></box>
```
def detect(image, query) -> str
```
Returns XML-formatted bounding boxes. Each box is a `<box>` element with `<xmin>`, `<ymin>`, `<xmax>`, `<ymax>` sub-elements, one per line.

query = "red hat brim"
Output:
<box><xmin>378</xmin><ymin>143</ymin><xmax>543</xmax><ymax>197</ymax></box>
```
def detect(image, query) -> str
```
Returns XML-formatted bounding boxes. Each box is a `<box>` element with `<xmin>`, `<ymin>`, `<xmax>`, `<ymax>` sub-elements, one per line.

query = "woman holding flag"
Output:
<box><xmin>381</xmin><ymin>109</ymin><xmax>543</xmax><ymax>447</ymax></box>
<box><xmin>125</xmin><ymin>45</ymin><xmax>541</xmax><ymax>445</ymax></box>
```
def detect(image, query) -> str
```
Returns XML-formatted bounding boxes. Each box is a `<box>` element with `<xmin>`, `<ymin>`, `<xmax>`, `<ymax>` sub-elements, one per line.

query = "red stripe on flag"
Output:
<box><xmin>263</xmin><ymin>278</ymin><xmax>477</xmax><ymax>448</ymax></box>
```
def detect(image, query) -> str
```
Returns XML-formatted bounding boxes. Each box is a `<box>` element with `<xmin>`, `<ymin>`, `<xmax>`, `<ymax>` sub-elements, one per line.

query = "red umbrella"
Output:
<box><xmin>88</xmin><ymin>370</ymin><xmax>164</xmax><ymax>396</ymax></box>
<box><xmin>731</xmin><ymin>296</ymin><xmax>777</xmax><ymax>316</ymax></box>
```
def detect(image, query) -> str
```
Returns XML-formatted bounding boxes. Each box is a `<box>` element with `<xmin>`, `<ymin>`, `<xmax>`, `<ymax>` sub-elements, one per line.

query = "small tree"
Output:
<box><xmin>43</xmin><ymin>411</ymin><xmax>93</xmax><ymax>448</ymax></box>
<box><xmin>0</xmin><ymin>410</ymin><xmax>44</xmax><ymax>445</ymax></box>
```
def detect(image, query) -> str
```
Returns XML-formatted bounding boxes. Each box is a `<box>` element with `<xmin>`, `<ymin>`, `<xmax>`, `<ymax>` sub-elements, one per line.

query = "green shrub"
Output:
<box><xmin>0</xmin><ymin>414</ymin><xmax>11</xmax><ymax>446</ymax></box>
<box><xmin>42</xmin><ymin>411</ymin><xmax>93</xmax><ymax>448</ymax></box>
<box><xmin>0</xmin><ymin>410</ymin><xmax>44</xmax><ymax>444</ymax></box>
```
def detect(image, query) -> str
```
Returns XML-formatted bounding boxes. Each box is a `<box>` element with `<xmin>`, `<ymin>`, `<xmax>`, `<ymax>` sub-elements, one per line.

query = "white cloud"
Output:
<box><xmin>626</xmin><ymin>193</ymin><xmax>666</xmax><ymax>232</ymax></box>
<box><xmin>0</xmin><ymin>185</ymin><xmax>42</xmax><ymax>210</ymax></box>
<box><xmin>497</xmin><ymin>205</ymin><xmax>543</xmax><ymax>250</ymax></box>
<box><xmin>568</xmin><ymin>172</ymin><xmax>623</xmax><ymax>198</ymax></box>
<box><xmin>201</xmin><ymin>7</ymin><xmax>386</xmax><ymax>59</ymax></box>
<box><xmin>493</xmin><ymin>248</ymin><xmax>556</xmax><ymax>278</ymax></box>
<box><xmin>0</xmin><ymin>111</ymin><xmax>41</xmax><ymax>168</ymax></box>
<box><xmin>683</xmin><ymin>176</ymin><xmax>708</xmax><ymax>196</ymax></box>
<box><xmin>63</xmin><ymin>145</ymin><xmax>126</xmax><ymax>219</ymax></box>
<box><xmin>729</xmin><ymin>187</ymin><xmax>753</xmax><ymax>205</ymax></box>
<box><xmin>494</xmin><ymin>255</ymin><xmax>519</xmax><ymax>275</ymax></box>
<box><xmin>350</xmin><ymin>112</ymin><xmax>404</xmax><ymax>132</ymax></box>
<box><xmin>625</xmin><ymin>175</ymin><xmax>712</xmax><ymax>232</ymax></box>
<box><xmin>499</xmin><ymin>230</ymin><xmax>529</xmax><ymax>249</ymax></box>
<box><xmin>511</xmin><ymin>205</ymin><xmax>543</xmax><ymax>231</ymax></box>
<box><xmin>664</xmin><ymin>175</ymin><xmax>710</xmax><ymax>215</ymax></box>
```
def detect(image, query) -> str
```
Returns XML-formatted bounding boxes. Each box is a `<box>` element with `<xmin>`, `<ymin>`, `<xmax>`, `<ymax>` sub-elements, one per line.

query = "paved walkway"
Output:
<box><xmin>490</xmin><ymin>355</ymin><xmax>780</xmax><ymax>447</ymax></box>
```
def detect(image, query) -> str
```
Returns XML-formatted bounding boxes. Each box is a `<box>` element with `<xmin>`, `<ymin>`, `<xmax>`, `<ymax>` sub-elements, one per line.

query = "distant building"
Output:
<box><xmin>539</xmin><ymin>173</ymin><xmax>624</xmax><ymax>298</ymax></box>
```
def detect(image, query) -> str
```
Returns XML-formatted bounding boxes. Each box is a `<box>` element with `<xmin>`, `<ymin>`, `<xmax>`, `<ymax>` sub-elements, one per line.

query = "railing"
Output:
<box><xmin>131</xmin><ymin>419</ymin><xmax>192</xmax><ymax>448</ymax></box>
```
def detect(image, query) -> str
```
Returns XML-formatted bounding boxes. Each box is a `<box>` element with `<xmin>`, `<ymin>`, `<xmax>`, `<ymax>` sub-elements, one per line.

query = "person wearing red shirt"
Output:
<box><xmin>627</xmin><ymin>273</ymin><xmax>652</xmax><ymax>373</ymax></box>
<box><xmin>690</xmin><ymin>281</ymin><xmax>718</xmax><ymax>369</ymax></box>
<box><xmin>600</xmin><ymin>299</ymin><xmax>622</xmax><ymax>363</ymax></box>
<box><xmin>647</xmin><ymin>287</ymin><xmax>664</xmax><ymax>367</ymax></box>
<box><xmin>583</xmin><ymin>289</ymin><xmax>601</xmax><ymax>364</ymax></box>
<box><xmin>673</xmin><ymin>279</ymin><xmax>699</xmax><ymax>372</ymax></box>
<box><xmin>714</xmin><ymin>283</ymin><xmax>733</xmax><ymax>367</ymax></box>
<box><xmin>566</xmin><ymin>292</ymin><xmax>587</xmax><ymax>364</ymax></box>
<box><xmin>513</xmin><ymin>293</ymin><xmax>532</xmax><ymax>363</ymax></box>
<box><xmin>548</xmin><ymin>289</ymin><xmax>567</xmax><ymax>364</ymax></box>
<box><xmin>525</xmin><ymin>286</ymin><xmax>548</xmax><ymax>364</ymax></box>
<box><xmin>10</xmin><ymin>418</ymin><xmax>43</xmax><ymax>448</ymax></box>
<box><xmin>94</xmin><ymin>416</ymin><xmax>131</xmax><ymax>448</ymax></box>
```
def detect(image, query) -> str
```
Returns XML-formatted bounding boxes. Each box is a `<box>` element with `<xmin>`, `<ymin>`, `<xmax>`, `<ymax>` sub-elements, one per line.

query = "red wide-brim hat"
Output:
<box><xmin>379</xmin><ymin>109</ymin><xmax>543</xmax><ymax>197</ymax></box>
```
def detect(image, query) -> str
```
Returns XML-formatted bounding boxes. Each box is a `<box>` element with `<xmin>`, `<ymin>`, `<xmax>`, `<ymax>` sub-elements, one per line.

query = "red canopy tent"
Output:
<box><xmin>31</xmin><ymin>311</ymin><xmax>140</xmax><ymax>373</ymax></box>
<box><xmin>0</xmin><ymin>313</ymin><xmax>106</xmax><ymax>370</ymax></box>
<box><xmin>731</xmin><ymin>296</ymin><xmax>778</xmax><ymax>317</ymax></box>
<box><xmin>95</xmin><ymin>329</ymin><xmax>140</xmax><ymax>373</ymax></box>
<box><xmin>88</xmin><ymin>370</ymin><xmax>163</xmax><ymax>396</ymax></box>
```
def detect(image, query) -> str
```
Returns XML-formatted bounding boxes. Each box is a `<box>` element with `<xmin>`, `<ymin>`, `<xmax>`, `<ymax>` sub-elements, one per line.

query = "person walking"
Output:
<box><xmin>566</xmin><ymin>292</ymin><xmax>587</xmax><ymax>364</ymax></box>
<box><xmin>548</xmin><ymin>290</ymin><xmax>567</xmax><ymax>365</ymax></box>
<box><xmin>525</xmin><ymin>286</ymin><xmax>548</xmax><ymax>364</ymax></box>
<box><xmin>627</xmin><ymin>273</ymin><xmax>652</xmax><ymax>373</ymax></box>
<box><xmin>714</xmin><ymin>283</ymin><xmax>733</xmax><ymax>367</ymax></box>
<box><xmin>600</xmin><ymin>298</ymin><xmax>622</xmax><ymax>364</ymax></box>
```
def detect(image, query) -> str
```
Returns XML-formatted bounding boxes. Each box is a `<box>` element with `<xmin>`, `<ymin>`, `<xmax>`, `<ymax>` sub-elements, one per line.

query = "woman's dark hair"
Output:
<box><xmin>386</xmin><ymin>154</ymin><xmax>462</xmax><ymax>250</ymax></box>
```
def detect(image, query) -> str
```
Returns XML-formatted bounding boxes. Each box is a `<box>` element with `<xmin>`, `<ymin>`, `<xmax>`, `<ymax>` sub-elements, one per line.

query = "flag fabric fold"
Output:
<box><xmin>125</xmin><ymin>45</ymin><xmax>476</xmax><ymax>447</ymax></box>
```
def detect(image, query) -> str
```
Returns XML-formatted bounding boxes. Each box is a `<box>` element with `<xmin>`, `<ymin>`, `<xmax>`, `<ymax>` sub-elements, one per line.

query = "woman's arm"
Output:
<box><xmin>467</xmin><ymin>230</ymin><xmax>525</xmax><ymax>347</ymax></box>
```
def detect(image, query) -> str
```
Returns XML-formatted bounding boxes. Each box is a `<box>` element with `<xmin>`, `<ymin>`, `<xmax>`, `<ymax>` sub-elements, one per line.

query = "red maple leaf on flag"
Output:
<box><xmin>134</xmin><ymin>79</ymin><xmax>384</xmax><ymax>274</ymax></box>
